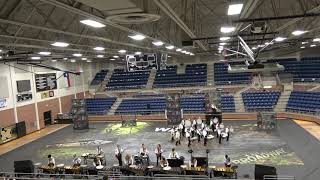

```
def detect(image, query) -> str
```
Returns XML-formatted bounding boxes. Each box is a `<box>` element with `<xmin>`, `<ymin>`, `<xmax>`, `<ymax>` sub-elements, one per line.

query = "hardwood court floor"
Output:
<box><xmin>0</xmin><ymin>124</ymin><xmax>70</xmax><ymax>156</ymax></box>
<box><xmin>294</xmin><ymin>120</ymin><xmax>320</xmax><ymax>141</ymax></box>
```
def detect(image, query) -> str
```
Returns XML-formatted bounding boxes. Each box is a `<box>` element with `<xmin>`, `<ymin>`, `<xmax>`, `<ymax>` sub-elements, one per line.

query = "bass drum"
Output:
<box><xmin>185</xmin><ymin>120</ymin><xmax>192</xmax><ymax>128</ymax></box>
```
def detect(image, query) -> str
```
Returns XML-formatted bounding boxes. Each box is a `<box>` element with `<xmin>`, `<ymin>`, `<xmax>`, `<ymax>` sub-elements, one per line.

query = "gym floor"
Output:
<box><xmin>0</xmin><ymin>120</ymin><xmax>319</xmax><ymax>180</ymax></box>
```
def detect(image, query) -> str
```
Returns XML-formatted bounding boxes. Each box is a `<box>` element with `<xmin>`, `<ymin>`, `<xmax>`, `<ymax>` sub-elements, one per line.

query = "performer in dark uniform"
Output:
<box><xmin>115</xmin><ymin>144</ymin><xmax>123</xmax><ymax>166</ymax></box>
<box><xmin>154</xmin><ymin>144</ymin><xmax>163</xmax><ymax>166</ymax></box>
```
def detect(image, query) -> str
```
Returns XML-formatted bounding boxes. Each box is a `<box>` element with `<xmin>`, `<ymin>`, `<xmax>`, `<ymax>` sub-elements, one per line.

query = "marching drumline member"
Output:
<box><xmin>175</xmin><ymin>129</ymin><xmax>181</xmax><ymax>145</ymax></box>
<box><xmin>97</xmin><ymin>146</ymin><xmax>104</xmax><ymax>155</ymax></box>
<box><xmin>189</xmin><ymin>157</ymin><xmax>198</xmax><ymax>168</ymax></box>
<box><xmin>154</xmin><ymin>144</ymin><xmax>163</xmax><ymax>166</ymax></box>
<box><xmin>186</xmin><ymin>129</ymin><xmax>191</xmax><ymax>147</ymax></box>
<box><xmin>203</xmin><ymin>128</ymin><xmax>208</xmax><ymax>146</ymax></box>
<box><xmin>115</xmin><ymin>144</ymin><xmax>123</xmax><ymax>166</ymax></box>
<box><xmin>140</xmin><ymin>143</ymin><xmax>150</xmax><ymax>164</ymax></box>
<box><xmin>197</xmin><ymin>128</ymin><xmax>202</xmax><ymax>142</ymax></box>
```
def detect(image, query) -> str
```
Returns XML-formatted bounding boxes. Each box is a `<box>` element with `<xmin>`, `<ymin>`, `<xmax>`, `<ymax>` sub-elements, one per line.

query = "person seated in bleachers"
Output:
<box><xmin>47</xmin><ymin>154</ymin><xmax>55</xmax><ymax>167</ymax></box>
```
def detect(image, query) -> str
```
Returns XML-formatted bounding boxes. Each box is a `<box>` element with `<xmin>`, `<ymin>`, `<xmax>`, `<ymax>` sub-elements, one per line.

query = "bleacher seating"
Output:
<box><xmin>86</xmin><ymin>98</ymin><xmax>117</xmax><ymax>115</ymax></box>
<box><xmin>242</xmin><ymin>91</ymin><xmax>280</xmax><ymax>111</ymax></box>
<box><xmin>180</xmin><ymin>95</ymin><xmax>205</xmax><ymax>113</ymax></box>
<box><xmin>90</xmin><ymin>70</ymin><xmax>108</xmax><ymax>85</ymax></box>
<box><xmin>286</xmin><ymin>91</ymin><xmax>320</xmax><ymax>114</ymax></box>
<box><xmin>214</xmin><ymin>63</ymin><xmax>252</xmax><ymax>85</ymax></box>
<box><xmin>268</xmin><ymin>57</ymin><xmax>320</xmax><ymax>82</ymax></box>
<box><xmin>116</xmin><ymin>97</ymin><xmax>166</xmax><ymax>115</ymax></box>
<box><xmin>220</xmin><ymin>96</ymin><xmax>236</xmax><ymax>112</ymax></box>
<box><xmin>106</xmin><ymin>69</ymin><xmax>150</xmax><ymax>90</ymax></box>
<box><xmin>153</xmin><ymin>64</ymin><xmax>207</xmax><ymax>88</ymax></box>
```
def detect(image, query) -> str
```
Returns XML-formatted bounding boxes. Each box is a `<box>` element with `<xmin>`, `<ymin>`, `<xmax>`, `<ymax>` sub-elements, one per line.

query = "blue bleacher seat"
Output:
<box><xmin>242</xmin><ymin>91</ymin><xmax>280</xmax><ymax>111</ymax></box>
<box><xmin>153</xmin><ymin>64</ymin><xmax>207</xmax><ymax>88</ymax></box>
<box><xmin>220</xmin><ymin>95</ymin><xmax>236</xmax><ymax>112</ymax></box>
<box><xmin>116</xmin><ymin>97</ymin><xmax>167</xmax><ymax>115</ymax></box>
<box><xmin>180</xmin><ymin>95</ymin><xmax>205</xmax><ymax>113</ymax></box>
<box><xmin>106</xmin><ymin>70</ymin><xmax>150</xmax><ymax>90</ymax></box>
<box><xmin>286</xmin><ymin>91</ymin><xmax>320</xmax><ymax>114</ymax></box>
<box><xmin>214</xmin><ymin>63</ymin><xmax>252</xmax><ymax>85</ymax></box>
<box><xmin>91</xmin><ymin>70</ymin><xmax>108</xmax><ymax>85</ymax></box>
<box><xmin>86</xmin><ymin>97</ymin><xmax>117</xmax><ymax>115</ymax></box>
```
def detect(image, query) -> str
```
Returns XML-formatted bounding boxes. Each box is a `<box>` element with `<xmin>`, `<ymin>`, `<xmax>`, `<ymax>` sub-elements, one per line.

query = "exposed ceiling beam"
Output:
<box><xmin>192</xmin><ymin>32</ymin><xmax>278</xmax><ymax>41</ymax></box>
<box><xmin>235</xmin><ymin>0</ymin><xmax>261</xmax><ymax>32</ymax></box>
<box><xmin>276</xmin><ymin>4</ymin><xmax>320</xmax><ymax>31</ymax></box>
<box><xmin>39</xmin><ymin>0</ymin><xmax>175</xmax><ymax>47</ymax></box>
<box><xmin>153</xmin><ymin>0</ymin><xmax>207</xmax><ymax>51</ymax></box>
<box><xmin>233</xmin><ymin>13</ymin><xmax>320</xmax><ymax>23</ymax></box>
<box><xmin>0</xmin><ymin>18</ymin><xmax>179</xmax><ymax>55</ymax></box>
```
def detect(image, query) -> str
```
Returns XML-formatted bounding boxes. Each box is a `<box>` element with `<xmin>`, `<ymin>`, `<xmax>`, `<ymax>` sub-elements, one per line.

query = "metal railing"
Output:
<box><xmin>264</xmin><ymin>175</ymin><xmax>295</xmax><ymax>180</ymax></box>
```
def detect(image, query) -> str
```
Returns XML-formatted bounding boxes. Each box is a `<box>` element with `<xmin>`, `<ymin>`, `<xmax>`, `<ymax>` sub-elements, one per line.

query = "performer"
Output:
<box><xmin>72</xmin><ymin>154</ymin><xmax>81</xmax><ymax>167</ymax></box>
<box><xmin>140</xmin><ymin>143</ymin><xmax>149</xmax><ymax>165</ymax></box>
<box><xmin>97</xmin><ymin>146</ymin><xmax>103</xmax><ymax>155</ymax></box>
<box><xmin>226</xmin><ymin>126</ymin><xmax>230</xmax><ymax>142</ymax></box>
<box><xmin>181</xmin><ymin>120</ymin><xmax>186</xmax><ymax>137</ymax></box>
<box><xmin>168</xmin><ymin>148</ymin><xmax>179</xmax><ymax>159</ymax></box>
<box><xmin>178</xmin><ymin>123</ymin><xmax>184</xmax><ymax>138</ymax></box>
<box><xmin>197</xmin><ymin>128</ymin><xmax>202</xmax><ymax>142</ymax></box>
<box><xmin>47</xmin><ymin>154</ymin><xmax>55</xmax><ymax>167</ymax></box>
<box><xmin>175</xmin><ymin>129</ymin><xmax>181</xmax><ymax>145</ymax></box>
<box><xmin>93</xmin><ymin>157</ymin><xmax>101</xmax><ymax>167</ymax></box>
<box><xmin>203</xmin><ymin>128</ymin><xmax>208</xmax><ymax>146</ymax></box>
<box><xmin>160</xmin><ymin>156</ymin><xmax>168</xmax><ymax>167</ymax></box>
<box><xmin>154</xmin><ymin>144</ymin><xmax>163</xmax><ymax>166</ymax></box>
<box><xmin>224</xmin><ymin>155</ymin><xmax>231</xmax><ymax>167</ymax></box>
<box><xmin>186</xmin><ymin>129</ymin><xmax>191</xmax><ymax>147</ymax></box>
<box><xmin>170</xmin><ymin>127</ymin><xmax>175</xmax><ymax>142</ymax></box>
<box><xmin>189</xmin><ymin>157</ymin><xmax>198</xmax><ymax>167</ymax></box>
<box><xmin>115</xmin><ymin>144</ymin><xmax>123</xmax><ymax>166</ymax></box>
<box><xmin>190</xmin><ymin>126</ymin><xmax>195</xmax><ymax>138</ymax></box>
<box><xmin>124</xmin><ymin>154</ymin><xmax>133</xmax><ymax>166</ymax></box>
<box><xmin>192</xmin><ymin>119</ymin><xmax>197</xmax><ymax>130</ymax></box>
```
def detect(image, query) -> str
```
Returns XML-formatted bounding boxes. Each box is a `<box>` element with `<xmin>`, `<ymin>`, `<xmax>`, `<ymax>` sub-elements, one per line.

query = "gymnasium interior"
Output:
<box><xmin>0</xmin><ymin>0</ymin><xmax>319</xmax><ymax>180</ymax></box>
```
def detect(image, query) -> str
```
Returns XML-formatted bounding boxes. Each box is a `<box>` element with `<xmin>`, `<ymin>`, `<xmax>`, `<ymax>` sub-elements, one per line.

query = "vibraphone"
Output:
<box><xmin>184</xmin><ymin>166</ymin><xmax>207</xmax><ymax>175</ymax></box>
<box><xmin>211</xmin><ymin>165</ymin><xmax>237</xmax><ymax>178</ymax></box>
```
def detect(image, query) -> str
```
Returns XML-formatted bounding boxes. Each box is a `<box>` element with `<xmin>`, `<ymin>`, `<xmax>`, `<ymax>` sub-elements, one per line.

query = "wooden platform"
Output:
<box><xmin>0</xmin><ymin>124</ymin><xmax>69</xmax><ymax>156</ymax></box>
<box><xmin>294</xmin><ymin>120</ymin><xmax>320</xmax><ymax>141</ymax></box>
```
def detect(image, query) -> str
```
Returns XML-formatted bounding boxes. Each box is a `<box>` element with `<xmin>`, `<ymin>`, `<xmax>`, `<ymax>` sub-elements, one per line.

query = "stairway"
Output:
<box><xmin>107</xmin><ymin>97</ymin><xmax>123</xmax><ymax>115</ymax></box>
<box><xmin>234</xmin><ymin>86</ymin><xmax>254</xmax><ymax>112</ymax></box>
<box><xmin>274</xmin><ymin>91</ymin><xmax>291</xmax><ymax>112</ymax></box>
<box><xmin>146</xmin><ymin>69</ymin><xmax>157</xmax><ymax>89</ymax></box>
<box><xmin>96</xmin><ymin>71</ymin><xmax>113</xmax><ymax>92</ymax></box>
<box><xmin>207</xmin><ymin>63</ymin><xmax>214</xmax><ymax>86</ymax></box>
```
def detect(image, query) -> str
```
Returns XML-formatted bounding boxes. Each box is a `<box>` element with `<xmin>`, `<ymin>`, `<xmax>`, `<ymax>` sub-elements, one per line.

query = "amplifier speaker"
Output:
<box><xmin>14</xmin><ymin>160</ymin><xmax>34</xmax><ymax>173</ymax></box>
<box><xmin>255</xmin><ymin>164</ymin><xmax>277</xmax><ymax>180</ymax></box>
<box><xmin>16</xmin><ymin>121</ymin><xmax>26</xmax><ymax>138</ymax></box>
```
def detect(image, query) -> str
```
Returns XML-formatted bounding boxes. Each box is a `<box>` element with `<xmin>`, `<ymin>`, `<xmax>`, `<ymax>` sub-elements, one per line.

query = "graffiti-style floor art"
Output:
<box><xmin>0</xmin><ymin>120</ymin><xmax>319</xmax><ymax>179</ymax></box>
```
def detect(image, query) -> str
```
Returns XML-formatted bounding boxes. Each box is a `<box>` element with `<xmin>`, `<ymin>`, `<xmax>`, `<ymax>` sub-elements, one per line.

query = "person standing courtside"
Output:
<box><xmin>115</xmin><ymin>144</ymin><xmax>123</xmax><ymax>166</ymax></box>
<box><xmin>154</xmin><ymin>144</ymin><xmax>163</xmax><ymax>166</ymax></box>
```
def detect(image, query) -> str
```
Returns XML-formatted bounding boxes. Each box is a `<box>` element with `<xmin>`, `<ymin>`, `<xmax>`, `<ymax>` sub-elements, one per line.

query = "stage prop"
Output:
<box><xmin>72</xmin><ymin>99</ymin><xmax>89</xmax><ymax>130</ymax></box>
<box><xmin>166</xmin><ymin>93</ymin><xmax>182</xmax><ymax>125</ymax></box>
<box><xmin>14</xmin><ymin>160</ymin><xmax>34</xmax><ymax>173</ymax></box>
<box><xmin>257</xmin><ymin>112</ymin><xmax>277</xmax><ymax>130</ymax></box>
<box><xmin>254</xmin><ymin>164</ymin><xmax>277</xmax><ymax>180</ymax></box>
<box><xmin>121</xmin><ymin>114</ymin><xmax>137</xmax><ymax>127</ymax></box>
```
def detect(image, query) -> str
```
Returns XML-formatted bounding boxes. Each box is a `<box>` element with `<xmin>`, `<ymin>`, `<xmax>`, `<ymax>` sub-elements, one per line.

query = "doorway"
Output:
<box><xmin>44</xmin><ymin>111</ymin><xmax>52</xmax><ymax>126</ymax></box>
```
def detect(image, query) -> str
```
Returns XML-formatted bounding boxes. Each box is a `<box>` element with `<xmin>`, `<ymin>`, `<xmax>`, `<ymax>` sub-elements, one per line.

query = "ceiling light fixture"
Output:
<box><xmin>38</xmin><ymin>51</ymin><xmax>51</xmax><ymax>55</ymax></box>
<box><xmin>310</xmin><ymin>44</ymin><xmax>317</xmax><ymax>47</ymax></box>
<box><xmin>51</xmin><ymin>42</ymin><xmax>69</xmax><ymax>47</ymax></box>
<box><xmin>118</xmin><ymin>49</ymin><xmax>126</xmax><ymax>53</ymax></box>
<box><xmin>128</xmin><ymin>34</ymin><xmax>146</xmax><ymax>41</ymax></box>
<box><xmin>135</xmin><ymin>52</ymin><xmax>141</xmax><ymax>55</ymax></box>
<box><xmin>168</xmin><ymin>55</ymin><xmax>171</xmax><ymax>57</ymax></box>
<box><xmin>228</xmin><ymin>3</ymin><xmax>243</xmax><ymax>15</ymax></box>
<box><xmin>63</xmin><ymin>58</ymin><xmax>68</xmax><ymax>60</ymax></box>
<box><xmin>31</xmin><ymin>57</ymin><xmax>41</xmax><ymax>60</ymax></box>
<box><xmin>220</xmin><ymin>37</ymin><xmax>231</xmax><ymax>41</ymax></box>
<box><xmin>152</xmin><ymin>41</ymin><xmax>164</xmax><ymax>46</ymax></box>
<box><xmin>80</xmin><ymin>19</ymin><xmax>106</xmax><ymax>28</ymax></box>
<box><xmin>113</xmin><ymin>55</ymin><xmax>119</xmax><ymax>58</ymax></box>
<box><xmin>313</xmin><ymin>38</ymin><xmax>320</xmax><ymax>42</ymax></box>
<box><xmin>220</xmin><ymin>26</ymin><xmax>235</xmax><ymax>33</ymax></box>
<box><xmin>165</xmin><ymin>45</ymin><xmax>174</xmax><ymax>50</ymax></box>
<box><xmin>301</xmin><ymin>46</ymin><xmax>305</xmax><ymax>49</ymax></box>
<box><xmin>275</xmin><ymin>37</ymin><xmax>286</xmax><ymax>42</ymax></box>
<box><xmin>252</xmin><ymin>47</ymin><xmax>257</xmax><ymax>50</ymax></box>
<box><xmin>181</xmin><ymin>50</ymin><xmax>187</xmax><ymax>53</ymax></box>
<box><xmin>86</xmin><ymin>60</ymin><xmax>92</xmax><ymax>63</ymax></box>
<box><xmin>70</xmin><ymin>59</ymin><xmax>76</xmax><ymax>63</ymax></box>
<box><xmin>292</xmin><ymin>30</ymin><xmax>308</xmax><ymax>36</ymax></box>
<box><xmin>93</xmin><ymin>47</ymin><xmax>105</xmax><ymax>51</ymax></box>
<box><xmin>97</xmin><ymin>55</ymin><xmax>104</xmax><ymax>58</ymax></box>
<box><xmin>176</xmin><ymin>48</ymin><xmax>182</xmax><ymax>52</ymax></box>
<box><xmin>51</xmin><ymin>59</ymin><xmax>57</xmax><ymax>62</ymax></box>
<box><xmin>302</xmin><ymin>42</ymin><xmax>308</xmax><ymax>44</ymax></box>
<box><xmin>220</xmin><ymin>42</ymin><xmax>227</xmax><ymax>46</ymax></box>
<box><xmin>73</xmin><ymin>53</ymin><xmax>82</xmax><ymax>57</ymax></box>
<box><xmin>110</xmin><ymin>58</ymin><xmax>115</xmax><ymax>61</ymax></box>
<box><xmin>190</xmin><ymin>53</ymin><xmax>195</xmax><ymax>56</ymax></box>
<box><xmin>81</xmin><ymin>57</ymin><xmax>87</xmax><ymax>60</ymax></box>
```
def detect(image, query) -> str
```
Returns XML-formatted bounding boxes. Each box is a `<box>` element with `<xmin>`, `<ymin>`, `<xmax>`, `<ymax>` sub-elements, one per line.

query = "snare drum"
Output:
<box><xmin>197</xmin><ymin>118</ymin><xmax>202</xmax><ymax>125</ymax></box>
<box><xmin>185</xmin><ymin>120</ymin><xmax>192</xmax><ymax>128</ymax></box>
<box><xmin>96</xmin><ymin>165</ymin><xmax>104</xmax><ymax>170</ymax></box>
